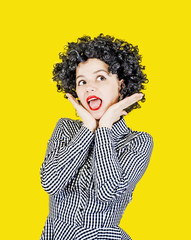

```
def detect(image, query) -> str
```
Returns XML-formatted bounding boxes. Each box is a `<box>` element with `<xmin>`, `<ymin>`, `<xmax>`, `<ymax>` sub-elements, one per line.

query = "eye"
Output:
<box><xmin>97</xmin><ymin>75</ymin><xmax>106</xmax><ymax>81</ymax></box>
<box><xmin>78</xmin><ymin>80</ymin><xmax>86</xmax><ymax>86</ymax></box>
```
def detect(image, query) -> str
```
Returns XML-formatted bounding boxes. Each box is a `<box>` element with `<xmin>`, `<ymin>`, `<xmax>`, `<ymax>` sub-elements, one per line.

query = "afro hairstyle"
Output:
<box><xmin>52</xmin><ymin>33</ymin><xmax>149</xmax><ymax>113</ymax></box>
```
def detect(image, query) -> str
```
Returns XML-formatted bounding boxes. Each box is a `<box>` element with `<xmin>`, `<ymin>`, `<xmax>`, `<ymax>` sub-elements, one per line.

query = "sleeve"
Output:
<box><xmin>93</xmin><ymin>127</ymin><xmax>154</xmax><ymax>202</ymax></box>
<box><xmin>40</xmin><ymin>118</ymin><xmax>94</xmax><ymax>195</ymax></box>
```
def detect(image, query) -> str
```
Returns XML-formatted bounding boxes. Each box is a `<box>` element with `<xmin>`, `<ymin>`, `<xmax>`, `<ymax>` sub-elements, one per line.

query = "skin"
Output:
<box><xmin>66</xmin><ymin>58</ymin><xmax>143</xmax><ymax>133</ymax></box>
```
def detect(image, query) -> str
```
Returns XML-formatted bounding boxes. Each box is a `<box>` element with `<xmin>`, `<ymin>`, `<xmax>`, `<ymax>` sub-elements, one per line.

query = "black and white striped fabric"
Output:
<box><xmin>40</xmin><ymin>116</ymin><xmax>153</xmax><ymax>240</ymax></box>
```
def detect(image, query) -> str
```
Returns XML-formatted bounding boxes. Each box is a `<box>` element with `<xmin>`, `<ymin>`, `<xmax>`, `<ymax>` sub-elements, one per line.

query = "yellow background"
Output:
<box><xmin>1</xmin><ymin>0</ymin><xmax>190</xmax><ymax>239</ymax></box>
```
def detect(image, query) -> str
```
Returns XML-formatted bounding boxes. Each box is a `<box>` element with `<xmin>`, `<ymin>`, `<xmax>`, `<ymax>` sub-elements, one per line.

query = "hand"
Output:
<box><xmin>98</xmin><ymin>93</ymin><xmax>144</xmax><ymax>129</ymax></box>
<box><xmin>66</xmin><ymin>93</ymin><xmax>98</xmax><ymax>133</ymax></box>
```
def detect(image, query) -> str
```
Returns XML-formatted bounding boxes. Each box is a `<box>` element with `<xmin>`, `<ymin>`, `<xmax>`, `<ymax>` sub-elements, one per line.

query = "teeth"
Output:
<box><xmin>88</xmin><ymin>98</ymin><xmax>99</xmax><ymax>103</ymax></box>
<box><xmin>89</xmin><ymin>98</ymin><xmax>97</xmax><ymax>101</ymax></box>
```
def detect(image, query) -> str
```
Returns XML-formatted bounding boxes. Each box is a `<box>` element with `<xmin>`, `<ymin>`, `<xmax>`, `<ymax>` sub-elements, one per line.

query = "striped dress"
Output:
<box><xmin>40</xmin><ymin>116</ymin><xmax>153</xmax><ymax>240</ymax></box>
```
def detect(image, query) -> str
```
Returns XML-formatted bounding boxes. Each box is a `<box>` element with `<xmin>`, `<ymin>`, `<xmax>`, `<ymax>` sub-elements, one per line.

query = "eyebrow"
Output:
<box><xmin>76</xmin><ymin>69</ymin><xmax>108</xmax><ymax>80</ymax></box>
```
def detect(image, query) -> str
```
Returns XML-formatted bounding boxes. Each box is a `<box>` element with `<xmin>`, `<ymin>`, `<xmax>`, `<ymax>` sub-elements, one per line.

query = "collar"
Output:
<box><xmin>111</xmin><ymin>116</ymin><xmax>131</xmax><ymax>139</ymax></box>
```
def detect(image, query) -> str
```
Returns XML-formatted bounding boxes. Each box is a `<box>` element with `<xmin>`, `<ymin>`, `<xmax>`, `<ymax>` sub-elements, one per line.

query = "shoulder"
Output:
<box><xmin>118</xmin><ymin>129</ymin><xmax>154</xmax><ymax>152</ymax></box>
<box><xmin>131</xmin><ymin>130</ymin><xmax>153</xmax><ymax>143</ymax></box>
<box><xmin>52</xmin><ymin>118</ymin><xmax>83</xmax><ymax>139</ymax></box>
<box><xmin>57</xmin><ymin>118</ymin><xmax>82</xmax><ymax>128</ymax></box>
<box><xmin>132</xmin><ymin>131</ymin><xmax>153</xmax><ymax>152</ymax></box>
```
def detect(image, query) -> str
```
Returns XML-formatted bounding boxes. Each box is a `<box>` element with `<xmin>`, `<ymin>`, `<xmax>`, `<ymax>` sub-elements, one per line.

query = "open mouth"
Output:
<box><xmin>87</xmin><ymin>96</ymin><xmax>102</xmax><ymax>111</ymax></box>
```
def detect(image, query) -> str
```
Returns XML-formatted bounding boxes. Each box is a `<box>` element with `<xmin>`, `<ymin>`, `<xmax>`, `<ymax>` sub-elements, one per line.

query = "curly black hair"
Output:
<box><xmin>52</xmin><ymin>33</ymin><xmax>149</xmax><ymax>113</ymax></box>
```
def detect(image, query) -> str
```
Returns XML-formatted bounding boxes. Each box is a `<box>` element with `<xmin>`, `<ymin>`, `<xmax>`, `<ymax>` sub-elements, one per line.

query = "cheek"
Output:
<box><xmin>76</xmin><ymin>90</ymin><xmax>87</xmax><ymax>106</ymax></box>
<box><xmin>107</xmin><ymin>85</ymin><xmax>120</xmax><ymax>99</ymax></box>
<box><xmin>76</xmin><ymin>89</ymin><xmax>82</xmax><ymax>99</ymax></box>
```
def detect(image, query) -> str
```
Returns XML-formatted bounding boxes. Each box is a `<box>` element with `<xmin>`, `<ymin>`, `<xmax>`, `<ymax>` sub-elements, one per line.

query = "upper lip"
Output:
<box><xmin>86</xmin><ymin>95</ymin><xmax>102</xmax><ymax>104</ymax></box>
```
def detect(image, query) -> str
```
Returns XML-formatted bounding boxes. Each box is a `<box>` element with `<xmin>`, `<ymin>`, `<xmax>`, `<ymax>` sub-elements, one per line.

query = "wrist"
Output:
<box><xmin>98</xmin><ymin>123</ymin><xmax>112</xmax><ymax>129</ymax></box>
<box><xmin>83</xmin><ymin>123</ymin><xmax>96</xmax><ymax>133</ymax></box>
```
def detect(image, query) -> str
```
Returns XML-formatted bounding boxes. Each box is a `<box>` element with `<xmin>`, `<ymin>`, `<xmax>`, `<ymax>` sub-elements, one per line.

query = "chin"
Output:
<box><xmin>90</xmin><ymin>112</ymin><xmax>103</xmax><ymax>121</ymax></box>
<box><xmin>92</xmin><ymin>115</ymin><xmax>102</xmax><ymax>121</ymax></box>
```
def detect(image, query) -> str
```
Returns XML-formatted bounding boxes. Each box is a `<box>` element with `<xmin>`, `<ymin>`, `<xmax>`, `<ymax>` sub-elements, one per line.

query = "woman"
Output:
<box><xmin>40</xmin><ymin>33</ymin><xmax>154</xmax><ymax>240</ymax></box>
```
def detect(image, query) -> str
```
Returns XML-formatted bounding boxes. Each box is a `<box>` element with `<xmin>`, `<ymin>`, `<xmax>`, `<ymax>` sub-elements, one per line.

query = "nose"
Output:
<box><xmin>85</xmin><ymin>83</ymin><xmax>96</xmax><ymax>92</ymax></box>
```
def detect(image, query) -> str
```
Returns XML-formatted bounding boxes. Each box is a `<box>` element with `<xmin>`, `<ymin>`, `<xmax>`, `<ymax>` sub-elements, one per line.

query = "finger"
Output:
<box><xmin>120</xmin><ymin>93</ymin><xmax>143</xmax><ymax>108</ymax></box>
<box><xmin>66</xmin><ymin>93</ymin><xmax>80</xmax><ymax>109</ymax></box>
<box><xmin>122</xmin><ymin>110</ymin><xmax>128</xmax><ymax>116</ymax></box>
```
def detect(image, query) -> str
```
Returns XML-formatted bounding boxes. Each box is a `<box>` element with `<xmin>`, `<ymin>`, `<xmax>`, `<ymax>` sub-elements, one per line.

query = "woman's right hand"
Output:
<box><xmin>66</xmin><ymin>93</ymin><xmax>98</xmax><ymax>133</ymax></box>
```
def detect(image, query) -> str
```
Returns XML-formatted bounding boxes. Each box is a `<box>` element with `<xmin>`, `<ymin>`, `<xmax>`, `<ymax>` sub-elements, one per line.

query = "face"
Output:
<box><xmin>76</xmin><ymin>58</ymin><xmax>123</xmax><ymax>120</ymax></box>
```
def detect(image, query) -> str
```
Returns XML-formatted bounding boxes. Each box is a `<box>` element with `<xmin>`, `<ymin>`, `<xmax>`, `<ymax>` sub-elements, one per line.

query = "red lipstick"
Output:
<box><xmin>86</xmin><ymin>95</ymin><xmax>102</xmax><ymax>111</ymax></box>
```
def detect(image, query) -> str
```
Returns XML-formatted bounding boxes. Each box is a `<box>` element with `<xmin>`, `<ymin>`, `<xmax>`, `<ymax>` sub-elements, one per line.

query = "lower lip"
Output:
<box><xmin>88</xmin><ymin>101</ymin><xmax>102</xmax><ymax>111</ymax></box>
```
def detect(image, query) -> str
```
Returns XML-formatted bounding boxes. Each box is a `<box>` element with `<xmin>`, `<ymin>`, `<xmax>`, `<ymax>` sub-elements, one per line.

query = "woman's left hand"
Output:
<box><xmin>98</xmin><ymin>93</ymin><xmax>143</xmax><ymax>129</ymax></box>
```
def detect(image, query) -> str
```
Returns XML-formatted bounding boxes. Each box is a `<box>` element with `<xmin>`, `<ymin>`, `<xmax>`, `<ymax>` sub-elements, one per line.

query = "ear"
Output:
<box><xmin>119</xmin><ymin>79</ymin><xmax>124</xmax><ymax>89</ymax></box>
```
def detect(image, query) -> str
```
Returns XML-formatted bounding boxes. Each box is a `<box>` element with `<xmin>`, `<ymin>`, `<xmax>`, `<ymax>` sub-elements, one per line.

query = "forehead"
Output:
<box><xmin>76</xmin><ymin>58</ymin><xmax>108</xmax><ymax>75</ymax></box>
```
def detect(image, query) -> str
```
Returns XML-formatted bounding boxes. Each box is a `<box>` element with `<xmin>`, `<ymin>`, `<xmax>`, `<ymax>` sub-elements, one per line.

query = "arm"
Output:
<box><xmin>93</xmin><ymin>127</ymin><xmax>153</xmax><ymax>202</ymax></box>
<box><xmin>40</xmin><ymin>118</ymin><xmax>94</xmax><ymax>195</ymax></box>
